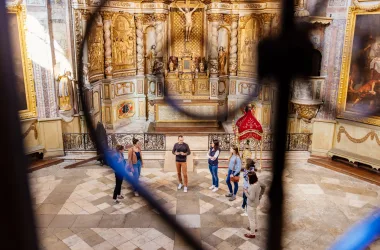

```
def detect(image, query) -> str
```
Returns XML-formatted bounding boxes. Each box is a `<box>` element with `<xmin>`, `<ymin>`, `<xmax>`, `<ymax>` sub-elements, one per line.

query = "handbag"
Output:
<box><xmin>230</xmin><ymin>157</ymin><xmax>240</xmax><ymax>183</ymax></box>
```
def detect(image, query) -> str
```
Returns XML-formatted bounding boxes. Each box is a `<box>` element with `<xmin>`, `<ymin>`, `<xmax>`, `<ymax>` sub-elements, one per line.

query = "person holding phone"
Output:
<box><xmin>172</xmin><ymin>135</ymin><xmax>191</xmax><ymax>193</ymax></box>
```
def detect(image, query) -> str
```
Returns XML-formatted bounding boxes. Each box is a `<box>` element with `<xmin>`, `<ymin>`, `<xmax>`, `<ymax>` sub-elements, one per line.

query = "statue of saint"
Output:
<box><xmin>199</xmin><ymin>61</ymin><xmax>205</xmax><ymax>72</ymax></box>
<box><xmin>145</xmin><ymin>45</ymin><xmax>157</xmax><ymax>74</ymax></box>
<box><xmin>218</xmin><ymin>46</ymin><xmax>227</xmax><ymax>75</ymax></box>
<box><xmin>57</xmin><ymin>70</ymin><xmax>74</xmax><ymax>111</ymax></box>
<box><xmin>175</xmin><ymin>0</ymin><xmax>201</xmax><ymax>42</ymax></box>
<box><xmin>169</xmin><ymin>60</ymin><xmax>175</xmax><ymax>72</ymax></box>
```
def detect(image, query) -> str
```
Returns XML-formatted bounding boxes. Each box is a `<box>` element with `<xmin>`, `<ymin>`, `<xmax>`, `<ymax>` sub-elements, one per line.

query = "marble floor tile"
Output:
<box><xmin>30</xmin><ymin>162</ymin><xmax>380</xmax><ymax>250</ymax></box>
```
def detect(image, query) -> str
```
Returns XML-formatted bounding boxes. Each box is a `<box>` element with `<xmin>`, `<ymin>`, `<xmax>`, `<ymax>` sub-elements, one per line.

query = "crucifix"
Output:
<box><xmin>175</xmin><ymin>0</ymin><xmax>200</xmax><ymax>42</ymax></box>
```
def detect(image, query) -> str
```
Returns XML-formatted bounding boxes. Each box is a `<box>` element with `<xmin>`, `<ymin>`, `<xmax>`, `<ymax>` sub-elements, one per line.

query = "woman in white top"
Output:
<box><xmin>207</xmin><ymin>140</ymin><xmax>220</xmax><ymax>192</ymax></box>
<box><xmin>245</xmin><ymin>172</ymin><xmax>261</xmax><ymax>239</ymax></box>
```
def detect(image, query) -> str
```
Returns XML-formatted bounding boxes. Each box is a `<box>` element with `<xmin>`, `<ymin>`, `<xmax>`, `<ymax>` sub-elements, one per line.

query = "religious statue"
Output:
<box><xmin>169</xmin><ymin>60</ymin><xmax>175</xmax><ymax>72</ymax></box>
<box><xmin>57</xmin><ymin>70</ymin><xmax>74</xmax><ymax>111</ymax></box>
<box><xmin>175</xmin><ymin>0</ymin><xmax>201</xmax><ymax>42</ymax></box>
<box><xmin>243</xmin><ymin>38</ymin><xmax>253</xmax><ymax>64</ymax></box>
<box><xmin>199</xmin><ymin>61</ymin><xmax>205</xmax><ymax>72</ymax></box>
<box><xmin>218</xmin><ymin>46</ymin><xmax>227</xmax><ymax>75</ymax></box>
<box><xmin>191</xmin><ymin>63</ymin><xmax>195</xmax><ymax>72</ymax></box>
<box><xmin>145</xmin><ymin>45</ymin><xmax>157</xmax><ymax>74</ymax></box>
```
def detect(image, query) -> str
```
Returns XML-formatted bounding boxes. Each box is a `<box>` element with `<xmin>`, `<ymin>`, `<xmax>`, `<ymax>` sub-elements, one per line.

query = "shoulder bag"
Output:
<box><xmin>231</xmin><ymin>157</ymin><xmax>240</xmax><ymax>183</ymax></box>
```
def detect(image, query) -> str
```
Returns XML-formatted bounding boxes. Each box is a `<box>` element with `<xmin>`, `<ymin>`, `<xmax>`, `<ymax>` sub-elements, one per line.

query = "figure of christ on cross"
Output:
<box><xmin>175</xmin><ymin>0</ymin><xmax>201</xmax><ymax>42</ymax></box>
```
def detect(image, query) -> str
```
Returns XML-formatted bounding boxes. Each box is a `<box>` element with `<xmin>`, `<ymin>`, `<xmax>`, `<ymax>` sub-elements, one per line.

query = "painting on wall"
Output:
<box><xmin>338</xmin><ymin>7</ymin><xmax>380</xmax><ymax>126</ymax></box>
<box><xmin>7</xmin><ymin>5</ymin><xmax>37</xmax><ymax>119</ymax></box>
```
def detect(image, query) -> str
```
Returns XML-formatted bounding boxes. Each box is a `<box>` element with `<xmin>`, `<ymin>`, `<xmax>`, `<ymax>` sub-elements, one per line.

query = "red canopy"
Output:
<box><xmin>235</xmin><ymin>109</ymin><xmax>263</xmax><ymax>141</ymax></box>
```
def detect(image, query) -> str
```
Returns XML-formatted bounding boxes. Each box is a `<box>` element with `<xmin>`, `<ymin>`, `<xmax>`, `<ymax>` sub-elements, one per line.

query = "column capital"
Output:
<box><xmin>260</xmin><ymin>13</ymin><xmax>275</xmax><ymax>23</ymax></box>
<box><xmin>101</xmin><ymin>11</ymin><xmax>114</xmax><ymax>20</ymax></box>
<box><xmin>80</xmin><ymin>9</ymin><xmax>91</xmax><ymax>20</ymax></box>
<box><xmin>207</xmin><ymin>13</ymin><xmax>223</xmax><ymax>22</ymax></box>
<box><xmin>231</xmin><ymin>14</ymin><xmax>239</xmax><ymax>22</ymax></box>
<box><xmin>154</xmin><ymin>13</ymin><xmax>167</xmax><ymax>22</ymax></box>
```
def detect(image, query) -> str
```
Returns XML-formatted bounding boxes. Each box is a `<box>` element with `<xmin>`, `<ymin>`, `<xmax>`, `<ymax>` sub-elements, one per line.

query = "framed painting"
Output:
<box><xmin>337</xmin><ymin>6</ymin><xmax>380</xmax><ymax>126</ymax></box>
<box><xmin>7</xmin><ymin>5</ymin><xmax>37</xmax><ymax>120</ymax></box>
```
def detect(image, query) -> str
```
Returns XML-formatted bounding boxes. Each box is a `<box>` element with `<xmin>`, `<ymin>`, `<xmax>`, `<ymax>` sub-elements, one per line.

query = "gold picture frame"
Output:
<box><xmin>7</xmin><ymin>5</ymin><xmax>37</xmax><ymax>120</ymax></box>
<box><xmin>337</xmin><ymin>6</ymin><xmax>380</xmax><ymax>126</ymax></box>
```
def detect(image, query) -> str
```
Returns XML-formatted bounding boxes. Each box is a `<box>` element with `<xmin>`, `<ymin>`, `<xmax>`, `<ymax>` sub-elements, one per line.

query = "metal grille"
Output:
<box><xmin>63</xmin><ymin>133</ymin><xmax>166</xmax><ymax>152</ymax></box>
<box><xmin>208</xmin><ymin>133</ymin><xmax>312</xmax><ymax>151</ymax></box>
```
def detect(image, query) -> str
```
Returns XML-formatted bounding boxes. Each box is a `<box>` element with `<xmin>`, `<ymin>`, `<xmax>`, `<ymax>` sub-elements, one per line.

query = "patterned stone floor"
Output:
<box><xmin>31</xmin><ymin>160</ymin><xmax>380</xmax><ymax>250</ymax></box>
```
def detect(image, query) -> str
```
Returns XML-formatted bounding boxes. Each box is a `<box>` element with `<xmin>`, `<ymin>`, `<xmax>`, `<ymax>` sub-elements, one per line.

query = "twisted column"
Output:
<box><xmin>154</xmin><ymin>14</ymin><xmax>166</xmax><ymax>58</ymax></box>
<box><xmin>229</xmin><ymin>15</ymin><xmax>239</xmax><ymax>76</ymax></box>
<box><xmin>208</xmin><ymin>14</ymin><xmax>223</xmax><ymax>77</ymax></box>
<box><xmin>102</xmin><ymin>12</ymin><xmax>113</xmax><ymax>79</ymax></box>
<box><xmin>135</xmin><ymin>14</ymin><xmax>145</xmax><ymax>75</ymax></box>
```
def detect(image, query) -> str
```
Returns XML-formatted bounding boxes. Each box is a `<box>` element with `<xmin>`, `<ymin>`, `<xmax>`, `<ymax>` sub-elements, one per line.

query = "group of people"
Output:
<box><xmin>113</xmin><ymin>138</ymin><xmax>143</xmax><ymax>204</ymax></box>
<box><xmin>111</xmin><ymin>135</ymin><xmax>264</xmax><ymax>239</ymax></box>
<box><xmin>207</xmin><ymin>139</ymin><xmax>265</xmax><ymax>239</ymax></box>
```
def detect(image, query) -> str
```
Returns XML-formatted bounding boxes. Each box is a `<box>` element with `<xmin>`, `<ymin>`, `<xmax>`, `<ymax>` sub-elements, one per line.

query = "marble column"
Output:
<box><xmin>135</xmin><ymin>14</ymin><xmax>145</xmax><ymax>75</ymax></box>
<box><xmin>261</xmin><ymin>13</ymin><xmax>275</xmax><ymax>37</ymax></box>
<box><xmin>80</xmin><ymin>9</ymin><xmax>90</xmax><ymax>85</ymax></box>
<box><xmin>102</xmin><ymin>11</ymin><xmax>113</xmax><ymax>79</ymax></box>
<box><xmin>229</xmin><ymin>15</ymin><xmax>239</xmax><ymax>76</ymax></box>
<box><xmin>207</xmin><ymin>13</ymin><xmax>223</xmax><ymax>77</ymax></box>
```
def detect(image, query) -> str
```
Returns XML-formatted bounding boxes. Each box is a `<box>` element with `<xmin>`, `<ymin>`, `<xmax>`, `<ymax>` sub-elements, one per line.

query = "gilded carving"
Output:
<box><xmin>293</xmin><ymin>103</ymin><xmax>320</xmax><ymax>121</ymax></box>
<box><xmin>229</xmin><ymin>15</ymin><xmax>239</xmax><ymax>75</ymax></box>
<box><xmin>102</xmin><ymin>11</ymin><xmax>113</xmax><ymax>78</ymax></box>
<box><xmin>74</xmin><ymin>9</ymin><xmax>82</xmax><ymax>76</ymax></box>
<box><xmin>238</xmin><ymin>15</ymin><xmax>261</xmax><ymax>77</ymax></box>
<box><xmin>135</xmin><ymin>14</ymin><xmax>144</xmax><ymax>75</ymax></box>
<box><xmin>230</xmin><ymin>80</ymin><xmax>236</xmax><ymax>95</ymax></box>
<box><xmin>207</xmin><ymin>13</ymin><xmax>223</xmax><ymax>22</ymax></box>
<box><xmin>111</xmin><ymin>13</ymin><xmax>136</xmax><ymax>76</ymax></box>
<box><xmin>172</xmin><ymin>9</ymin><xmax>203</xmax><ymax>56</ymax></box>
<box><xmin>337</xmin><ymin>126</ymin><xmax>380</xmax><ymax>146</ymax></box>
<box><xmin>137</xmin><ymin>80</ymin><xmax>144</xmax><ymax>94</ymax></box>
<box><xmin>88</xmin><ymin>14</ymin><xmax>104</xmax><ymax>82</ymax></box>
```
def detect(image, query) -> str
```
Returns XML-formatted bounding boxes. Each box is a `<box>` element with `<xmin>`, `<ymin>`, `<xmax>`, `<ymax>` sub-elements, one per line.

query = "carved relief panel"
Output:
<box><xmin>115</xmin><ymin>82</ymin><xmax>134</xmax><ymax>96</ymax></box>
<box><xmin>88</xmin><ymin>15</ymin><xmax>104</xmax><ymax>82</ymax></box>
<box><xmin>238</xmin><ymin>15</ymin><xmax>262</xmax><ymax>77</ymax></box>
<box><xmin>111</xmin><ymin>13</ymin><xmax>136</xmax><ymax>77</ymax></box>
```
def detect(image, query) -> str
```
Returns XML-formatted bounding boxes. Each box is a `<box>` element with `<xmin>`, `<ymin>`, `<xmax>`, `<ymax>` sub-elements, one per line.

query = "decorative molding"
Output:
<box><xmin>308</xmin><ymin>16</ymin><xmax>333</xmax><ymax>25</ymax></box>
<box><xmin>352</xmin><ymin>0</ymin><xmax>380</xmax><ymax>11</ymax></box>
<box><xmin>337</xmin><ymin>126</ymin><xmax>380</xmax><ymax>146</ymax></box>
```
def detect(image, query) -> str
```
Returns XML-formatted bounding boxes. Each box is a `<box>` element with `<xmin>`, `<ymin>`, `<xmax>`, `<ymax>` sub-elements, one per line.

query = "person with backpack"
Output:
<box><xmin>128</xmin><ymin>138</ymin><xmax>143</xmax><ymax>197</ymax></box>
<box><xmin>207</xmin><ymin>140</ymin><xmax>220</xmax><ymax>192</ymax></box>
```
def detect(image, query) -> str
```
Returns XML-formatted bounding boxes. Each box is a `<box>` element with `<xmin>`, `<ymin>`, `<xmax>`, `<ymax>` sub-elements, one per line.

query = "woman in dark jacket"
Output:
<box><xmin>207</xmin><ymin>140</ymin><xmax>220</xmax><ymax>192</ymax></box>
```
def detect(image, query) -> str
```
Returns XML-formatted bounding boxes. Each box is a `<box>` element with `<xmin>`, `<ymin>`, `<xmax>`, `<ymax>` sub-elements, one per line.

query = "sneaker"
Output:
<box><xmin>178</xmin><ymin>183</ymin><xmax>183</xmax><ymax>190</ymax></box>
<box><xmin>184</xmin><ymin>187</ymin><xmax>188</xmax><ymax>193</ymax></box>
<box><xmin>241</xmin><ymin>212</ymin><xmax>248</xmax><ymax>217</ymax></box>
<box><xmin>236</xmin><ymin>206</ymin><xmax>245</xmax><ymax>212</ymax></box>
<box><xmin>134</xmin><ymin>192</ymin><xmax>139</xmax><ymax>197</ymax></box>
<box><xmin>209</xmin><ymin>185</ymin><xmax>215</xmax><ymax>190</ymax></box>
<box><xmin>247</xmin><ymin>227</ymin><xmax>258</xmax><ymax>232</ymax></box>
<box><xmin>114</xmin><ymin>199</ymin><xmax>120</xmax><ymax>204</ymax></box>
<box><xmin>212</xmin><ymin>187</ymin><xmax>219</xmax><ymax>192</ymax></box>
<box><xmin>117</xmin><ymin>195</ymin><xmax>124</xmax><ymax>199</ymax></box>
<box><xmin>229</xmin><ymin>195</ymin><xmax>236</xmax><ymax>201</ymax></box>
<box><xmin>225</xmin><ymin>193</ymin><xmax>233</xmax><ymax>197</ymax></box>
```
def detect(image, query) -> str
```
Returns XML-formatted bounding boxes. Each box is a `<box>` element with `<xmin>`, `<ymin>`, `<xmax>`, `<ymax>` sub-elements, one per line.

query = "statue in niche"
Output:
<box><xmin>218</xmin><ymin>46</ymin><xmax>227</xmax><ymax>75</ymax></box>
<box><xmin>145</xmin><ymin>45</ymin><xmax>157</xmax><ymax>74</ymax></box>
<box><xmin>57</xmin><ymin>70</ymin><xmax>75</xmax><ymax>111</ymax></box>
<box><xmin>199</xmin><ymin>61</ymin><xmax>205</xmax><ymax>72</ymax></box>
<box><xmin>169</xmin><ymin>60</ymin><xmax>175</xmax><ymax>72</ymax></box>
<box><xmin>175</xmin><ymin>0</ymin><xmax>201</xmax><ymax>42</ymax></box>
<box><xmin>243</xmin><ymin>38</ymin><xmax>253</xmax><ymax>64</ymax></box>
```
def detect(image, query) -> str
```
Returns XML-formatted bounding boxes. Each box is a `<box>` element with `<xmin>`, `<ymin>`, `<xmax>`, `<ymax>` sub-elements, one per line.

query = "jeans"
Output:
<box><xmin>209</xmin><ymin>164</ymin><xmax>219</xmax><ymax>188</ymax></box>
<box><xmin>132</xmin><ymin>160</ymin><xmax>142</xmax><ymax>191</ymax></box>
<box><xmin>226</xmin><ymin>169</ymin><xmax>239</xmax><ymax>195</ymax></box>
<box><xmin>242</xmin><ymin>192</ymin><xmax>247</xmax><ymax>209</ymax></box>
<box><xmin>113</xmin><ymin>173</ymin><xmax>123</xmax><ymax>199</ymax></box>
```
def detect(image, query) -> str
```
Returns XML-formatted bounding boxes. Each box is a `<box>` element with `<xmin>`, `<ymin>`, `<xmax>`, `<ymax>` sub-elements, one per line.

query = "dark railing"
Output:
<box><xmin>63</xmin><ymin>133</ymin><xmax>166</xmax><ymax>152</ymax></box>
<box><xmin>208</xmin><ymin>133</ymin><xmax>312</xmax><ymax>151</ymax></box>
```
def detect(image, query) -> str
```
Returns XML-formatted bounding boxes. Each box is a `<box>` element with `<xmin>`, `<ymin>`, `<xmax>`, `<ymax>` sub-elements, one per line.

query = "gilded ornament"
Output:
<box><xmin>337</xmin><ymin>126</ymin><xmax>380</xmax><ymax>146</ymax></box>
<box><xmin>207</xmin><ymin>13</ymin><xmax>223</xmax><ymax>22</ymax></box>
<box><xmin>293</xmin><ymin>103</ymin><xmax>320</xmax><ymax>121</ymax></box>
<box><xmin>154</xmin><ymin>13</ymin><xmax>167</xmax><ymax>22</ymax></box>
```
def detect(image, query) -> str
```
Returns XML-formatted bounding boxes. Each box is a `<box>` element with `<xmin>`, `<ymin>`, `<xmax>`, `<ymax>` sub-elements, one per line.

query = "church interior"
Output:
<box><xmin>4</xmin><ymin>0</ymin><xmax>380</xmax><ymax>249</ymax></box>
